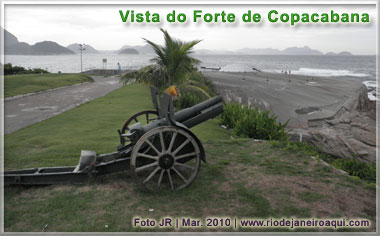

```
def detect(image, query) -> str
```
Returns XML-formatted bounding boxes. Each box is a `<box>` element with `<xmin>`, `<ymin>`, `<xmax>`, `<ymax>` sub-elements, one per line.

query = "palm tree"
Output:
<box><xmin>120</xmin><ymin>28</ymin><xmax>201</xmax><ymax>88</ymax></box>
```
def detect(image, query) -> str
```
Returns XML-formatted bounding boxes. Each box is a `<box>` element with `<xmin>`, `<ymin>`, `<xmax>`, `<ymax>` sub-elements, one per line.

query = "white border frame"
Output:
<box><xmin>0</xmin><ymin>1</ymin><xmax>378</xmax><ymax>235</ymax></box>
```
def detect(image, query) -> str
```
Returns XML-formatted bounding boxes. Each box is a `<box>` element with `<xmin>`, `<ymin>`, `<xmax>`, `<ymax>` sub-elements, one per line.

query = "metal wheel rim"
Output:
<box><xmin>131</xmin><ymin>126</ymin><xmax>201</xmax><ymax>191</ymax></box>
<box><xmin>120</xmin><ymin>110</ymin><xmax>158</xmax><ymax>145</ymax></box>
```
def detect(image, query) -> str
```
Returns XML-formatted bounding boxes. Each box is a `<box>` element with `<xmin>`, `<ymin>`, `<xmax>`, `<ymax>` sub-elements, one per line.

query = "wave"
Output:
<box><xmin>289</xmin><ymin>68</ymin><xmax>370</xmax><ymax>77</ymax></box>
<box><xmin>362</xmin><ymin>80</ymin><xmax>377</xmax><ymax>88</ymax></box>
<box><xmin>219</xmin><ymin>64</ymin><xmax>253</xmax><ymax>72</ymax></box>
<box><xmin>362</xmin><ymin>80</ymin><xmax>378</xmax><ymax>101</ymax></box>
<box><xmin>218</xmin><ymin>64</ymin><xmax>371</xmax><ymax>78</ymax></box>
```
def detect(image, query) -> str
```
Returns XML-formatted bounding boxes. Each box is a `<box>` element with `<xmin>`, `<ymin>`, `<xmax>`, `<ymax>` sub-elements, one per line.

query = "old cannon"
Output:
<box><xmin>4</xmin><ymin>86</ymin><xmax>224</xmax><ymax>191</ymax></box>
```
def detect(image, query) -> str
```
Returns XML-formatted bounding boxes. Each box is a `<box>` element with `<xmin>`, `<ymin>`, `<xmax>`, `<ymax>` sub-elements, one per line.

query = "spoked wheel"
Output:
<box><xmin>130</xmin><ymin>126</ymin><xmax>201</xmax><ymax>191</ymax></box>
<box><xmin>120</xmin><ymin>110</ymin><xmax>158</xmax><ymax>145</ymax></box>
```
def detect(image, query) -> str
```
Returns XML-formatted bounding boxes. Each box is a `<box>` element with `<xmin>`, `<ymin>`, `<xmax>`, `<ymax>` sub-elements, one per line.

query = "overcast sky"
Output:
<box><xmin>4</xmin><ymin>4</ymin><xmax>377</xmax><ymax>54</ymax></box>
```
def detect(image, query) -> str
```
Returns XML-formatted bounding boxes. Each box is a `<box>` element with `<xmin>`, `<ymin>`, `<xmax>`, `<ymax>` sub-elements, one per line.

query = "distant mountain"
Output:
<box><xmin>136</xmin><ymin>44</ymin><xmax>155</xmax><ymax>54</ymax></box>
<box><xmin>281</xmin><ymin>46</ymin><xmax>323</xmax><ymax>55</ymax></box>
<box><xmin>195</xmin><ymin>49</ymin><xmax>234</xmax><ymax>55</ymax></box>
<box><xmin>326</xmin><ymin>51</ymin><xmax>353</xmax><ymax>56</ymax></box>
<box><xmin>30</xmin><ymin>41</ymin><xmax>74</xmax><ymax>55</ymax></box>
<box><xmin>198</xmin><ymin>46</ymin><xmax>354</xmax><ymax>56</ymax></box>
<box><xmin>4</xmin><ymin>29</ymin><xmax>74</xmax><ymax>55</ymax></box>
<box><xmin>235</xmin><ymin>48</ymin><xmax>281</xmax><ymax>55</ymax></box>
<box><xmin>117</xmin><ymin>44</ymin><xmax>154</xmax><ymax>54</ymax></box>
<box><xmin>119</xmin><ymin>48</ymin><xmax>139</xmax><ymax>54</ymax></box>
<box><xmin>4</xmin><ymin>28</ymin><xmax>19</xmax><ymax>47</ymax></box>
<box><xmin>197</xmin><ymin>46</ymin><xmax>323</xmax><ymax>55</ymax></box>
<box><xmin>338</xmin><ymin>51</ymin><xmax>352</xmax><ymax>56</ymax></box>
<box><xmin>67</xmin><ymin>43</ymin><xmax>99</xmax><ymax>54</ymax></box>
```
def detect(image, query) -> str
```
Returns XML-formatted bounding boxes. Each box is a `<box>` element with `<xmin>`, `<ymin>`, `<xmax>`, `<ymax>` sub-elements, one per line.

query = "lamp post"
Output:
<box><xmin>79</xmin><ymin>44</ymin><xmax>86</xmax><ymax>72</ymax></box>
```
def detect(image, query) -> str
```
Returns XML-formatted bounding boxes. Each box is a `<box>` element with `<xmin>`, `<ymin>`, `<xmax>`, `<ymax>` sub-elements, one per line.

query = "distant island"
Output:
<box><xmin>196</xmin><ymin>46</ymin><xmax>354</xmax><ymax>56</ymax></box>
<box><xmin>67</xmin><ymin>43</ymin><xmax>99</xmax><ymax>54</ymax></box>
<box><xmin>118</xmin><ymin>48</ymin><xmax>139</xmax><ymax>54</ymax></box>
<box><xmin>326</xmin><ymin>51</ymin><xmax>353</xmax><ymax>56</ymax></box>
<box><xmin>3</xmin><ymin>28</ymin><xmax>355</xmax><ymax>56</ymax></box>
<box><xmin>116</xmin><ymin>44</ymin><xmax>154</xmax><ymax>54</ymax></box>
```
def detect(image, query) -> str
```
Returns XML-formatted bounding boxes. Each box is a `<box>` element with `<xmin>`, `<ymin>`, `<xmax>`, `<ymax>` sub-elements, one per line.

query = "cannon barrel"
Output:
<box><xmin>175</xmin><ymin>95</ymin><xmax>223</xmax><ymax>127</ymax></box>
<box><xmin>142</xmin><ymin>95</ymin><xmax>223</xmax><ymax>133</ymax></box>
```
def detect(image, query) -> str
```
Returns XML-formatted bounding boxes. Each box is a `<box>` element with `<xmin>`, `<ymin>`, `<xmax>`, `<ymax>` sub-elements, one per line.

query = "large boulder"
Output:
<box><xmin>289</xmin><ymin>85</ymin><xmax>376</xmax><ymax>163</ymax></box>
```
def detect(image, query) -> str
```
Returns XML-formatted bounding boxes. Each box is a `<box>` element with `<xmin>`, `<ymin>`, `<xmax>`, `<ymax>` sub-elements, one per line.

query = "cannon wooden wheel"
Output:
<box><xmin>130</xmin><ymin>126</ymin><xmax>201</xmax><ymax>191</ymax></box>
<box><xmin>120</xmin><ymin>110</ymin><xmax>159</xmax><ymax>145</ymax></box>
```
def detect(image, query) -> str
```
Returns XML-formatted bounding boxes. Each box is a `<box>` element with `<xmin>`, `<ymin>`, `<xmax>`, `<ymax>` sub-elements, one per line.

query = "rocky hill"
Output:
<box><xmin>118</xmin><ymin>48</ymin><xmax>139</xmax><ymax>54</ymax></box>
<box><xmin>117</xmin><ymin>44</ymin><xmax>154</xmax><ymax>54</ymax></box>
<box><xmin>4</xmin><ymin>29</ymin><xmax>74</xmax><ymax>55</ymax></box>
<box><xmin>326</xmin><ymin>51</ymin><xmax>353</xmax><ymax>56</ymax></box>
<box><xmin>67</xmin><ymin>43</ymin><xmax>99</xmax><ymax>54</ymax></box>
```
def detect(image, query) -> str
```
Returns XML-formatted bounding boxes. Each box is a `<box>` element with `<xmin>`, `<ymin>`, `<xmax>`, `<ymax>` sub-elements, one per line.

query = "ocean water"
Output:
<box><xmin>4</xmin><ymin>54</ymin><xmax>377</xmax><ymax>100</ymax></box>
<box><xmin>5</xmin><ymin>54</ymin><xmax>376</xmax><ymax>81</ymax></box>
<box><xmin>195</xmin><ymin>54</ymin><xmax>376</xmax><ymax>81</ymax></box>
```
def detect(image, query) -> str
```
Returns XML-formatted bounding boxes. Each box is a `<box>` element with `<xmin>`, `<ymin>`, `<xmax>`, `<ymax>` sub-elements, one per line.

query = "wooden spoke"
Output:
<box><xmin>145</xmin><ymin>139</ymin><xmax>160</xmax><ymax>155</ymax></box>
<box><xmin>172</xmin><ymin>139</ymin><xmax>190</xmax><ymax>155</ymax></box>
<box><xmin>143</xmin><ymin>167</ymin><xmax>161</xmax><ymax>184</ymax></box>
<box><xmin>159</xmin><ymin>131</ymin><xmax>166</xmax><ymax>153</ymax></box>
<box><xmin>136</xmin><ymin>162</ymin><xmax>158</xmax><ymax>172</ymax></box>
<box><xmin>157</xmin><ymin>169</ymin><xmax>165</xmax><ymax>187</ymax></box>
<box><xmin>174</xmin><ymin>162</ymin><xmax>195</xmax><ymax>170</ymax></box>
<box><xmin>167</xmin><ymin>169</ymin><xmax>174</xmax><ymax>190</ymax></box>
<box><xmin>172</xmin><ymin>167</ymin><xmax>187</xmax><ymax>183</ymax></box>
<box><xmin>174</xmin><ymin>152</ymin><xmax>196</xmax><ymax>161</ymax></box>
<box><xmin>167</xmin><ymin>132</ymin><xmax>177</xmax><ymax>152</ymax></box>
<box><xmin>137</xmin><ymin>153</ymin><xmax>158</xmax><ymax>161</ymax></box>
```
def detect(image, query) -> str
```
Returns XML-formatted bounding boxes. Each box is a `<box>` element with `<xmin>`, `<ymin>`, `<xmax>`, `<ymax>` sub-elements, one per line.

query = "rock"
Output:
<box><xmin>306</xmin><ymin>87</ymin><xmax>375</xmax><ymax>163</ymax></box>
<box><xmin>352</xmin><ymin>127</ymin><xmax>376</xmax><ymax>146</ymax></box>
<box><xmin>290</xmin><ymin>85</ymin><xmax>376</xmax><ymax>163</ymax></box>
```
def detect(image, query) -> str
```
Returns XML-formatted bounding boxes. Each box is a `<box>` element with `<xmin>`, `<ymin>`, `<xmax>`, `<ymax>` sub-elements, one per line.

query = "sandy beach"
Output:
<box><xmin>204</xmin><ymin>71</ymin><xmax>365</xmax><ymax>128</ymax></box>
<box><xmin>205</xmin><ymin>71</ymin><xmax>376</xmax><ymax>162</ymax></box>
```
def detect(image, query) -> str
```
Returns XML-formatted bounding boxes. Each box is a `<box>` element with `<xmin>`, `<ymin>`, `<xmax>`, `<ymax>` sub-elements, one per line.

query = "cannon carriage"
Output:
<box><xmin>4</xmin><ymin>87</ymin><xmax>224</xmax><ymax>191</ymax></box>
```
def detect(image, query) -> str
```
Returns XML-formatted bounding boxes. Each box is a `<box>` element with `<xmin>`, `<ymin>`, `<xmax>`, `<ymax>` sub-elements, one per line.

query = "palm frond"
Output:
<box><xmin>120</xmin><ymin>29</ymin><xmax>203</xmax><ymax>90</ymax></box>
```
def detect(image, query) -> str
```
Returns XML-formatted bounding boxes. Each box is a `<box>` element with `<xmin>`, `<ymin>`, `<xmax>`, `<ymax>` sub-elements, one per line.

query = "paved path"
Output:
<box><xmin>4</xmin><ymin>75</ymin><xmax>122</xmax><ymax>134</ymax></box>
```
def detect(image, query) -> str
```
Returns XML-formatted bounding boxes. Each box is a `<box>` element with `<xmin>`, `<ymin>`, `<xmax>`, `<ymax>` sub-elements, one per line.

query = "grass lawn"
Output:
<box><xmin>4</xmin><ymin>84</ymin><xmax>376</xmax><ymax>232</ymax></box>
<box><xmin>4</xmin><ymin>73</ymin><xmax>94</xmax><ymax>97</ymax></box>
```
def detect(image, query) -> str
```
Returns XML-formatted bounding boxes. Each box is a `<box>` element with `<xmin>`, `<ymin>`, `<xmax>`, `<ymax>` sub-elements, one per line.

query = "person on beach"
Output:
<box><xmin>117</xmin><ymin>62</ymin><xmax>121</xmax><ymax>75</ymax></box>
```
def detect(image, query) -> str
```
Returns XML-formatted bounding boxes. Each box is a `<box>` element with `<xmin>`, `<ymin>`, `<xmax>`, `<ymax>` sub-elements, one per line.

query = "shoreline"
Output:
<box><xmin>204</xmin><ymin>70</ymin><xmax>376</xmax><ymax>163</ymax></box>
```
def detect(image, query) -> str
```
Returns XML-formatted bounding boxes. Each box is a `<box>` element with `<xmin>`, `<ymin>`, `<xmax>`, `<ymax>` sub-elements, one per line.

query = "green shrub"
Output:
<box><xmin>174</xmin><ymin>71</ymin><xmax>215</xmax><ymax>110</ymax></box>
<box><xmin>219</xmin><ymin>103</ymin><xmax>250</xmax><ymax>129</ymax></box>
<box><xmin>4</xmin><ymin>63</ymin><xmax>49</xmax><ymax>75</ymax></box>
<box><xmin>185</xmin><ymin>70</ymin><xmax>216</xmax><ymax>96</ymax></box>
<box><xmin>332</xmin><ymin>158</ymin><xmax>376</xmax><ymax>183</ymax></box>
<box><xmin>175</xmin><ymin>91</ymin><xmax>205</xmax><ymax>109</ymax></box>
<box><xmin>220</xmin><ymin>103</ymin><xmax>288</xmax><ymax>141</ymax></box>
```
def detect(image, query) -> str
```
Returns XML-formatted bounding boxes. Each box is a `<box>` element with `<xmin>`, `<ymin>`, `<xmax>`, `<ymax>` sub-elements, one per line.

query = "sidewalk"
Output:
<box><xmin>4</xmin><ymin>75</ymin><xmax>122</xmax><ymax>134</ymax></box>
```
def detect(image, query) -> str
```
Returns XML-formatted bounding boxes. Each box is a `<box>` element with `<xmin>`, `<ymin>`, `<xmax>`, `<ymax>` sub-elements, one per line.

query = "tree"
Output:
<box><xmin>121</xmin><ymin>28</ymin><xmax>201</xmax><ymax>88</ymax></box>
